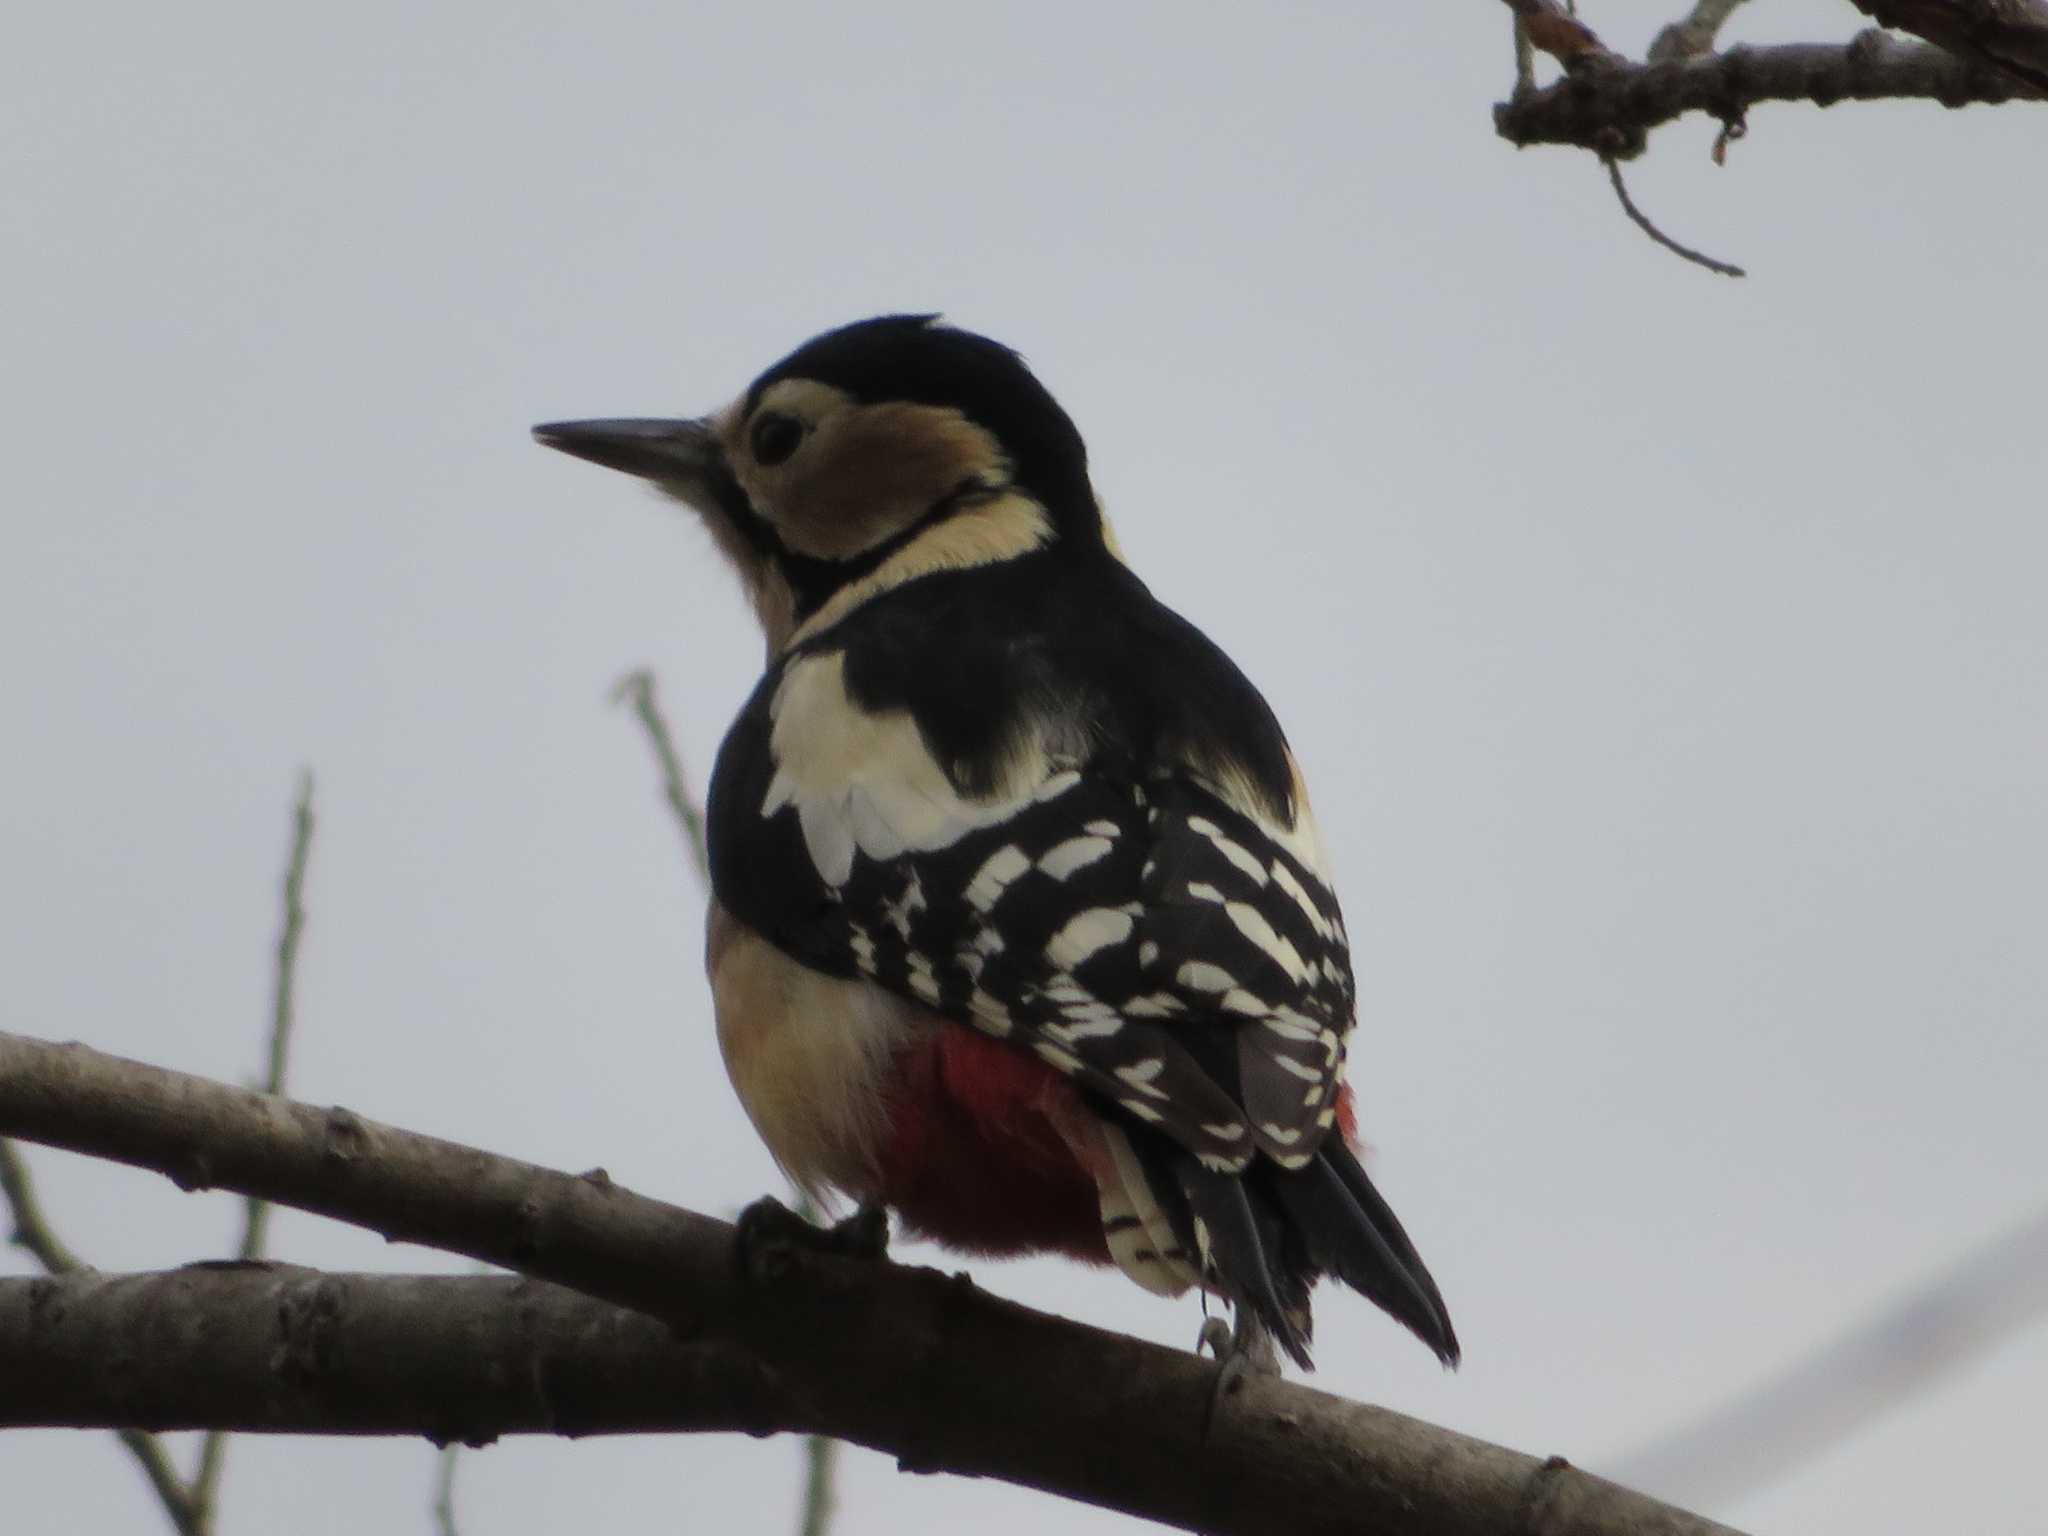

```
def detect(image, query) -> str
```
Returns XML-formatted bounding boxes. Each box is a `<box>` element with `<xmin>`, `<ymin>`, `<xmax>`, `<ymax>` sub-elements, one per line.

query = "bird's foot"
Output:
<box><xmin>1197</xmin><ymin>1307</ymin><xmax>1282</xmax><ymax>1437</ymax></box>
<box><xmin>734</xmin><ymin>1196</ymin><xmax>889</xmax><ymax>1285</ymax></box>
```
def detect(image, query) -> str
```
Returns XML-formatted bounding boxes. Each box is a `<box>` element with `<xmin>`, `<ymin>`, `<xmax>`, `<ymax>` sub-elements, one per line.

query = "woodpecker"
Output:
<box><xmin>534</xmin><ymin>315</ymin><xmax>1457</xmax><ymax>1370</ymax></box>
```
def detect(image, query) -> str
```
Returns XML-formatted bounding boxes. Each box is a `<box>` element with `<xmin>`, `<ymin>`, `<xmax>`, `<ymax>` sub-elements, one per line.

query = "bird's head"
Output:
<box><xmin>535</xmin><ymin>315</ymin><xmax>1101</xmax><ymax>650</ymax></box>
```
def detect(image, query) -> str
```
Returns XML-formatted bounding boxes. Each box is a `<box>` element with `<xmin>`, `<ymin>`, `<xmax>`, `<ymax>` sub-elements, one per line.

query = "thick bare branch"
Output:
<box><xmin>0</xmin><ymin>1267</ymin><xmax>765</xmax><ymax>1440</ymax></box>
<box><xmin>1850</xmin><ymin>0</ymin><xmax>2048</xmax><ymax>91</ymax></box>
<box><xmin>1</xmin><ymin>1138</ymin><xmax>208</xmax><ymax>1534</ymax></box>
<box><xmin>1496</xmin><ymin>31</ymin><xmax>2042</xmax><ymax>156</ymax></box>
<box><xmin>0</xmin><ymin>1029</ymin><xmax>1744</xmax><ymax>1536</ymax></box>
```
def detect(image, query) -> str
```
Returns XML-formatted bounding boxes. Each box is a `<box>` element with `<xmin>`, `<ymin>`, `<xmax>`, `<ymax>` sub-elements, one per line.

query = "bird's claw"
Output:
<box><xmin>734</xmin><ymin>1196</ymin><xmax>890</xmax><ymax>1285</ymax></box>
<box><xmin>1198</xmin><ymin>1308</ymin><xmax>1282</xmax><ymax>1437</ymax></box>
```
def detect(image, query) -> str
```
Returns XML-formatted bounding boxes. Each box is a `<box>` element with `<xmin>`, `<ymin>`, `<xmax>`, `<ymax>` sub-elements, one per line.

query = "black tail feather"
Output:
<box><xmin>1118</xmin><ymin>1120</ymin><xmax>1456</xmax><ymax>1371</ymax></box>
<box><xmin>1281</xmin><ymin>1141</ymin><xmax>1460</xmax><ymax>1365</ymax></box>
<box><xmin>1173</xmin><ymin>1158</ymin><xmax>1315</xmax><ymax>1369</ymax></box>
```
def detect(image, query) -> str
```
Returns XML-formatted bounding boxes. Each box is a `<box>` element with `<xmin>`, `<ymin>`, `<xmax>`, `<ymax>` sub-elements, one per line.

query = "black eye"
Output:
<box><xmin>749</xmin><ymin>412</ymin><xmax>805</xmax><ymax>467</ymax></box>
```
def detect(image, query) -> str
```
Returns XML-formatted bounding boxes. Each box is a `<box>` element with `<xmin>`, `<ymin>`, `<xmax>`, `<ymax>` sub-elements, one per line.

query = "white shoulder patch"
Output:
<box><xmin>762</xmin><ymin>649</ymin><xmax>1064</xmax><ymax>888</ymax></box>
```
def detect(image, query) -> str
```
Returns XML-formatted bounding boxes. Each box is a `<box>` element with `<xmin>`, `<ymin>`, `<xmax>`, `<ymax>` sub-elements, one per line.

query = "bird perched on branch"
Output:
<box><xmin>535</xmin><ymin>315</ymin><xmax>1457</xmax><ymax>1370</ymax></box>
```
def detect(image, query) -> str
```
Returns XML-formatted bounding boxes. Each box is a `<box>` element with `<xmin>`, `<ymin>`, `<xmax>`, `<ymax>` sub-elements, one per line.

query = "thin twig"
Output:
<box><xmin>614</xmin><ymin>670</ymin><xmax>711</xmax><ymax>882</ymax></box>
<box><xmin>615</xmin><ymin>669</ymin><xmax>838</xmax><ymax>1534</ymax></box>
<box><xmin>119</xmin><ymin>1431</ymin><xmax>206</xmax><ymax>1536</ymax></box>
<box><xmin>799</xmin><ymin>1431</ymin><xmax>839</xmax><ymax>1536</ymax></box>
<box><xmin>238</xmin><ymin>769</ymin><xmax>315</xmax><ymax>1264</ymax></box>
<box><xmin>0</xmin><ymin>1138</ymin><xmax>89</xmax><ymax>1274</ymax></box>
<box><xmin>1513</xmin><ymin>15</ymin><xmax>1536</xmax><ymax>95</ymax></box>
<box><xmin>1602</xmin><ymin>157</ymin><xmax>1747</xmax><ymax>277</ymax></box>
<box><xmin>1</xmin><ymin>1140</ymin><xmax>205</xmax><ymax>1534</ymax></box>
<box><xmin>194</xmin><ymin>771</ymin><xmax>318</xmax><ymax>1530</ymax></box>
<box><xmin>789</xmin><ymin>1185</ymin><xmax>840</xmax><ymax>1536</ymax></box>
<box><xmin>432</xmin><ymin>1441</ymin><xmax>462</xmax><ymax>1536</ymax></box>
<box><xmin>1649</xmin><ymin>0</ymin><xmax>1751</xmax><ymax>62</ymax></box>
<box><xmin>1613</xmin><ymin>1201</ymin><xmax>2048</xmax><ymax>1505</ymax></box>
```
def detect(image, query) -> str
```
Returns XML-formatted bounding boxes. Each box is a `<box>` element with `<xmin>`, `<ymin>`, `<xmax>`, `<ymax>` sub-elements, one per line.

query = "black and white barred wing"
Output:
<box><xmin>755</xmin><ymin>651</ymin><xmax>1356</xmax><ymax>1175</ymax></box>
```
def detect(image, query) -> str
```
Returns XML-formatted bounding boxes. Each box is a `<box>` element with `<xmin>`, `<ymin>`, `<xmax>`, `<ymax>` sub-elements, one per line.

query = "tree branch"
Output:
<box><xmin>1611</xmin><ymin>1201</ymin><xmax>2048</xmax><ymax>1506</ymax></box>
<box><xmin>237</xmin><ymin>769</ymin><xmax>314</xmax><ymax>1266</ymax></box>
<box><xmin>183</xmin><ymin>772</ymin><xmax>323</xmax><ymax>1531</ymax></box>
<box><xmin>1495</xmin><ymin>30</ymin><xmax>2042</xmax><ymax>156</ymax></box>
<box><xmin>1601</xmin><ymin>158</ymin><xmax>1746</xmax><ymax>277</ymax></box>
<box><xmin>1849</xmin><ymin>0</ymin><xmax>2048</xmax><ymax>92</ymax></box>
<box><xmin>0</xmin><ymin>1029</ymin><xmax>1746</xmax><ymax>1536</ymax></box>
<box><xmin>1</xmin><ymin>1138</ymin><xmax>207</xmax><ymax>1535</ymax></box>
<box><xmin>617</xmin><ymin>667</ymin><xmax>839</xmax><ymax>1533</ymax></box>
<box><xmin>1649</xmin><ymin>0</ymin><xmax>1752</xmax><ymax>63</ymax></box>
<box><xmin>614</xmin><ymin>670</ymin><xmax>711</xmax><ymax>885</ymax></box>
<box><xmin>0</xmin><ymin>1267</ymin><xmax>766</xmax><ymax>1440</ymax></box>
<box><xmin>1</xmin><ymin>1136</ymin><xmax>89</xmax><ymax>1275</ymax></box>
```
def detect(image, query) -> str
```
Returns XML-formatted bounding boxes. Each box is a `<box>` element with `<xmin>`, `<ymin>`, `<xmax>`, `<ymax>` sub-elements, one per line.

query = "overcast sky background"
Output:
<box><xmin>4</xmin><ymin>2</ymin><xmax>2044</xmax><ymax>1532</ymax></box>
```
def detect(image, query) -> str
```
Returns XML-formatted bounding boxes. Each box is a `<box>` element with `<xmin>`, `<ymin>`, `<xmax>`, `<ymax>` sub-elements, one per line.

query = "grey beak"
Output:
<box><xmin>531</xmin><ymin>417</ymin><xmax>721</xmax><ymax>482</ymax></box>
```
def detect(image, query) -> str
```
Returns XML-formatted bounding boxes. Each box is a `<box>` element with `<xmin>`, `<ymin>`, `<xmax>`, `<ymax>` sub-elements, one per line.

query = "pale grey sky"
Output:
<box><xmin>4</xmin><ymin>2</ymin><xmax>2044</xmax><ymax>1533</ymax></box>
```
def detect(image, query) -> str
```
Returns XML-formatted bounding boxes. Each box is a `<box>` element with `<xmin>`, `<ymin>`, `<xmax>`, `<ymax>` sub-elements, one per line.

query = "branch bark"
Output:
<box><xmin>0</xmin><ymin>1267</ymin><xmax>768</xmax><ymax>1440</ymax></box>
<box><xmin>0</xmin><ymin>1028</ymin><xmax>1745</xmax><ymax>1536</ymax></box>
<box><xmin>2</xmin><ymin>1136</ymin><xmax>207</xmax><ymax>1535</ymax></box>
<box><xmin>1495</xmin><ymin>30</ymin><xmax>2042</xmax><ymax>156</ymax></box>
<box><xmin>1849</xmin><ymin>0</ymin><xmax>2048</xmax><ymax>91</ymax></box>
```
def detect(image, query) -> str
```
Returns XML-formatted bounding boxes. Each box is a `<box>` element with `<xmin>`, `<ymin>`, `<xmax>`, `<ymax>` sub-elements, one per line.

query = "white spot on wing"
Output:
<box><xmin>1045</xmin><ymin>1014</ymin><xmax>1124</xmax><ymax>1042</ymax></box>
<box><xmin>1122</xmin><ymin>992</ymin><xmax>1185</xmax><ymax>1017</ymax></box>
<box><xmin>1269</xmin><ymin>858</ymin><xmax>1335</xmax><ymax>939</ymax></box>
<box><xmin>1189</xmin><ymin>816</ymin><xmax>1269</xmax><ymax>886</ymax></box>
<box><xmin>1224</xmin><ymin>901</ymin><xmax>1310</xmax><ymax>984</ymax></box>
<box><xmin>1041</xmin><ymin>974</ymin><xmax>1095</xmax><ymax>1009</ymax></box>
<box><xmin>1115</xmin><ymin>1058</ymin><xmax>1168</xmax><ymax>1097</ymax></box>
<box><xmin>1033</xmin><ymin>770</ymin><xmax>1083</xmax><ymax>802</ymax></box>
<box><xmin>966</xmin><ymin>845</ymin><xmax>1031</xmax><ymax>911</ymax></box>
<box><xmin>880</xmin><ymin>873</ymin><xmax>926</xmax><ymax>941</ymax></box>
<box><xmin>1046</xmin><ymin>908</ymin><xmax>1135</xmax><ymax>969</ymax></box>
<box><xmin>1038</xmin><ymin>835</ymin><xmax>1113</xmax><ymax>880</ymax></box>
<box><xmin>1268</xmin><ymin>1053</ymin><xmax>1323</xmax><ymax>1083</ymax></box>
<box><xmin>969</xmin><ymin>988</ymin><xmax>1013</xmax><ymax>1035</ymax></box>
<box><xmin>1034</xmin><ymin>1041</ymin><xmax>1083</xmax><ymax>1073</ymax></box>
<box><xmin>1176</xmin><ymin>961</ymin><xmax>1235</xmax><ymax>993</ymax></box>
<box><xmin>1263</xmin><ymin>1007</ymin><xmax>1324</xmax><ymax>1043</ymax></box>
